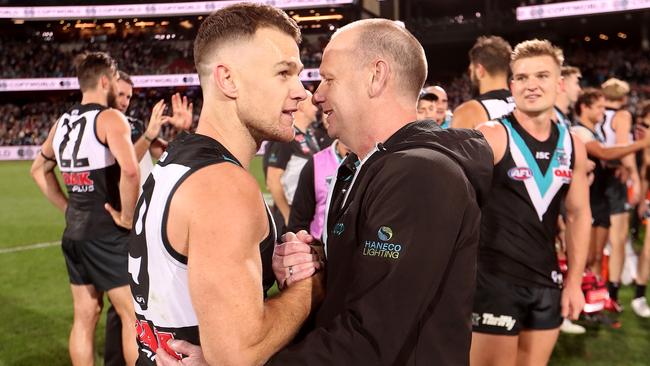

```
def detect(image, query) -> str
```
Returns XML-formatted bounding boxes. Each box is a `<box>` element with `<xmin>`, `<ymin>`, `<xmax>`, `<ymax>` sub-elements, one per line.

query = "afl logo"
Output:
<box><xmin>508</xmin><ymin>167</ymin><xmax>533</xmax><ymax>181</ymax></box>
<box><xmin>378</xmin><ymin>226</ymin><xmax>393</xmax><ymax>241</ymax></box>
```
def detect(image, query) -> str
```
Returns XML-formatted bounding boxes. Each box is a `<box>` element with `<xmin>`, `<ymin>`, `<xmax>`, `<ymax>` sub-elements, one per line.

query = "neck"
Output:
<box><xmin>577</xmin><ymin>115</ymin><xmax>595</xmax><ymax>130</ymax></box>
<box><xmin>353</xmin><ymin>98</ymin><xmax>415</xmax><ymax>160</ymax></box>
<box><xmin>555</xmin><ymin>94</ymin><xmax>570</xmax><ymax>115</ymax></box>
<box><xmin>80</xmin><ymin>89</ymin><xmax>108</xmax><ymax>106</ymax></box>
<box><xmin>195</xmin><ymin>104</ymin><xmax>258</xmax><ymax>170</ymax></box>
<box><xmin>479</xmin><ymin>74</ymin><xmax>509</xmax><ymax>95</ymax></box>
<box><xmin>513</xmin><ymin>108</ymin><xmax>553</xmax><ymax>139</ymax></box>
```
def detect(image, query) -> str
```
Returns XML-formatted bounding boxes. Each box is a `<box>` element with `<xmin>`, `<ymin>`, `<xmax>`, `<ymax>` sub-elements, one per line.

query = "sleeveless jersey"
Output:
<box><xmin>479</xmin><ymin>112</ymin><xmax>574</xmax><ymax>288</ymax></box>
<box><xmin>599</xmin><ymin>108</ymin><xmax>619</xmax><ymax>147</ymax></box>
<box><xmin>572</xmin><ymin>123</ymin><xmax>609</xmax><ymax>204</ymax></box>
<box><xmin>128</xmin><ymin>133</ymin><xmax>277</xmax><ymax>364</ymax></box>
<box><xmin>476</xmin><ymin>89</ymin><xmax>516</xmax><ymax>120</ymax></box>
<box><xmin>52</xmin><ymin>103</ymin><xmax>123</xmax><ymax>240</ymax></box>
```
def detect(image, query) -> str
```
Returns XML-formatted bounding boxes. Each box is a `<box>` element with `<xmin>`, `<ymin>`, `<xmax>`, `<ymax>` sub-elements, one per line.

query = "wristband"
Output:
<box><xmin>143</xmin><ymin>134</ymin><xmax>155</xmax><ymax>142</ymax></box>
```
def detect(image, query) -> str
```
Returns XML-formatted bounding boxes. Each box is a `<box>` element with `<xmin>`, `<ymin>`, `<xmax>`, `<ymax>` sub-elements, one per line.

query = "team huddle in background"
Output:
<box><xmin>28</xmin><ymin>2</ymin><xmax>650</xmax><ymax>366</ymax></box>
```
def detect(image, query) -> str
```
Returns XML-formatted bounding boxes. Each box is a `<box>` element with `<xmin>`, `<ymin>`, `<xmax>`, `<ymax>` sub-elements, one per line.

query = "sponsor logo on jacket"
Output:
<box><xmin>363</xmin><ymin>226</ymin><xmax>402</xmax><ymax>259</ymax></box>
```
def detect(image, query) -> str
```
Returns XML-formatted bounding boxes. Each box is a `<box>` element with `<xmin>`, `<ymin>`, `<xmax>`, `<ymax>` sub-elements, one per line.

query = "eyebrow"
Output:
<box><xmin>275</xmin><ymin>60</ymin><xmax>304</xmax><ymax>74</ymax></box>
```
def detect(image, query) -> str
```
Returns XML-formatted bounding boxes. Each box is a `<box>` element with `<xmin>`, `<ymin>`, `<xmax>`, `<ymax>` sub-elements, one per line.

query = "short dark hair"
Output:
<box><xmin>118</xmin><ymin>70</ymin><xmax>133</xmax><ymax>87</ymax></box>
<box><xmin>575</xmin><ymin>88</ymin><xmax>603</xmax><ymax>116</ymax></box>
<box><xmin>73</xmin><ymin>52</ymin><xmax>117</xmax><ymax>92</ymax></box>
<box><xmin>468</xmin><ymin>36</ymin><xmax>512</xmax><ymax>76</ymax></box>
<box><xmin>193</xmin><ymin>3</ymin><xmax>301</xmax><ymax>77</ymax></box>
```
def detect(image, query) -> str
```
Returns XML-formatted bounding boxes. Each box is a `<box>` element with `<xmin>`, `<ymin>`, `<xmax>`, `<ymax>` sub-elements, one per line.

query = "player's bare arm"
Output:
<box><xmin>476</xmin><ymin>120</ymin><xmax>507</xmax><ymax>165</ymax></box>
<box><xmin>30</xmin><ymin>123</ymin><xmax>67</xmax><ymax>213</ymax></box>
<box><xmin>451</xmin><ymin>99</ymin><xmax>489</xmax><ymax>129</ymax></box>
<box><xmin>167</xmin><ymin>163</ymin><xmax>322</xmax><ymax>365</ymax></box>
<box><xmin>562</xmin><ymin>134</ymin><xmax>591</xmax><ymax>320</ymax></box>
<box><xmin>97</xmin><ymin>108</ymin><xmax>140</xmax><ymax>229</ymax></box>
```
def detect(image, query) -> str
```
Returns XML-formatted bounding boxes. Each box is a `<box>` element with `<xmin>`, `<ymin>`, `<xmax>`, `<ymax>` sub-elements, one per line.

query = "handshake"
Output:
<box><xmin>154</xmin><ymin>230</ymin><xmax>326</xmax><ymax>366</ymax></box>
<box><xmin>273</xmin><ymin>230</ymin><xmax>326</xmax><ymax>291</ymax></box>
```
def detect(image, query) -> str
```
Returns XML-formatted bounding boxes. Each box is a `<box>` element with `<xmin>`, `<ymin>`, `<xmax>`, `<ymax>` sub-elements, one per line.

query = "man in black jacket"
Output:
<box><xmin>274</xmin><ymin>18</ymin><xmax>493</xmax><ymax>366</ymax></box>
<box><xmin>157</xmin><ymin>18</ymin><xmax>493</xmax><ymax>366</ymax></box>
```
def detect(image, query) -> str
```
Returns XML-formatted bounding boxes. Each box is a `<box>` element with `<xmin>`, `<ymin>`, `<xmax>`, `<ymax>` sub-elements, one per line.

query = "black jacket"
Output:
<box><xmin>269</xmin><ymin>120</ymin><xmax>493</xmax><ymax>365</ymax></box>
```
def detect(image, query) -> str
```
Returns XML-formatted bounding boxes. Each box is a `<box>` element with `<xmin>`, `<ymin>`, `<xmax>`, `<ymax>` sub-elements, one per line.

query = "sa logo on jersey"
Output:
<box><xmin>508</xmin><ymin>167</ymin><xmax>533</xmax><ymax>181</ymax></box>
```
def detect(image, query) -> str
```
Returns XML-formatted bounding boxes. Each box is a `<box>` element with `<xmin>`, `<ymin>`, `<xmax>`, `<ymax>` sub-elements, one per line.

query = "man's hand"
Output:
<box><xmin>168</xmin><ymin>93</ymin><xmax>193</xmax><ymax>130</ymax></box>
<box><xmin>155</xmin><ymin>340</ymin><xmax>207</xmax><ymax>366</ymax></box>
<box><xmin>273</xmin><ymin>230</ymin><xmax>324</xmax><ymax>289</ymax></box>
<box><xmin>104</xmin><ymin>203</ymin><xmax>133</xmax><ymax>230</ymax></box>
<box><xmin>561</xmin><ymin>283</ymin><xmax>585</xmax><ymax>320</ymax></box>
<box><xmin>144</xmin><ymin>99</ymin><xmax>169</xmax><ymax>141</ymax></box>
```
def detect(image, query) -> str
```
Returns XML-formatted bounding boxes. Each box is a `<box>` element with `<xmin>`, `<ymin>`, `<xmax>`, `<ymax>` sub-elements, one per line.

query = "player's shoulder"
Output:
<box><xmin>452</xmin><ymin>100</ymin><xmax>487</xmax><ymax>128</ymax></box>
<box><xmin>454</xmin><ymin>99</ymin><xmax>484</xmax><ymax>114</ymax></box>
<box><xmin>183</xmin><ymin>163</ymin><xmax>261</xmax><ymax>203</ymax></box>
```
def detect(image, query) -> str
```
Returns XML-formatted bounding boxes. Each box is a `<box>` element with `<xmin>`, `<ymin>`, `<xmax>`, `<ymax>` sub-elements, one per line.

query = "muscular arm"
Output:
<box><xmin>177</xmin><ymin>164</ymin><xmax>319</xmax><ymax>365</ymax></box>
<box><xmin>451</xmin><ymin>100</ymin><xmax>489</xmax><ymax>129</ymax></box>
<box><xmin>30</xmin><ymin>124</ymin><xmax>67</xmax><ymax>213</ymax></box>
<box><xmin>476</xmin><ymin>121</ymin><xmax>507</xmax><ymax>165</ymax></box>
<box><xmin>562</xmin><ymin>135</ymin><xmax>591</xmax><ymax>318</ymax></box>
<box><xmin>616</xmin><ymin>111</ymin><xmax>641</xmax><ymax>202</ymax></box>
<box><xmin>98</xmin><ymin>109</ymin><xmax>140</xmax><ymax>227</ymax></box>
<box><xmin>584</xmin><ymin>139</ymin><xmax>650</xmax><ymax>161</ymax></box>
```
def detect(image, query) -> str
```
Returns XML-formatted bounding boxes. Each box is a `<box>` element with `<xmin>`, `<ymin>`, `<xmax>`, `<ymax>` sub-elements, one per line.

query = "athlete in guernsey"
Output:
<box><xmin>472</xmin><ymin>39</ymin><xmax>591</xmax><ymax>366</ymax></box>
<box><xmin>129</xmin><ymin>4</ymin><xmax>322</xmax><ymax>365</ymax></box>
<box><xmin>452</xmin><ymin>36</ymin><xmax>515</xmax><ymax>129</ymax></box>
<box><xmin>30</xmin><ymin>52</ymin><xmax>140</xmax><ymax>365</ymax></box>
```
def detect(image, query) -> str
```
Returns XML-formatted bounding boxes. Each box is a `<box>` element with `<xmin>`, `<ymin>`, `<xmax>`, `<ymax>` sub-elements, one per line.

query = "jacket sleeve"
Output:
<box><xmin>268</xmin><ymin>150</ymin><xmax>475</xmax><ymax>365</ymax></box>
<box><xmin>287</xmin><ymin>157</ymin><xmax>316</xmax><ymax>234</ymax></box>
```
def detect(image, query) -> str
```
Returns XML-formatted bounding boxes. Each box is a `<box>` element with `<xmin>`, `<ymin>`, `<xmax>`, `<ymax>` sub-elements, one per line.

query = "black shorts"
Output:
<box><xmin>472</xmin><ymin>271</ymin><xmax>562</xmax><ymax>335</ymax></box>
<box><xmin>61</xmin><ymin>230</ymin><xmax>130</xmax><ymax>292</ymax></box>
<box><xmin>605</xmin><ymin>175</ymin><xmax>630</xmax><ymax>215</ymax></box>
<box><xmin>591</xmin><ymin>196</ymin><xmax>611</xmax><ymax>228</ymax></box>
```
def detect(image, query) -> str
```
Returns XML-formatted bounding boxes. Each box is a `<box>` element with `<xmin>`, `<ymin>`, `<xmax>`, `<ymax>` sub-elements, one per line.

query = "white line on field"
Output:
<box><xmin>0</xmin><ymin>241</ymin><xmax>60</xmax><ymax>254</ymax></box>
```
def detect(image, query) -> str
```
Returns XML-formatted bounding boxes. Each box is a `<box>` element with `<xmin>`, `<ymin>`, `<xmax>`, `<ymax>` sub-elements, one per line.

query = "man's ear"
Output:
<box><xmin>368</xmin><ymin>59</ymin><xmax>390</xmax><ymax>98</ymax></box>
<box><xmin>476</xmin><ymin>63</ymin><xmax>487</xmax><ymax>79</ymax></box>
<box><xmin>213</xmin><ymin>64</ymin><xmax>238</xmax><ymax>99</ymax></box>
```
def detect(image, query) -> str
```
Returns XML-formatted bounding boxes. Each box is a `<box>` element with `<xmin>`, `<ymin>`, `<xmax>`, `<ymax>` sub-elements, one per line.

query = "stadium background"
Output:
<box><xmin>0</xmin><ymin>0</ymin><xmax>649</xmax><ymax>364</ymax></box>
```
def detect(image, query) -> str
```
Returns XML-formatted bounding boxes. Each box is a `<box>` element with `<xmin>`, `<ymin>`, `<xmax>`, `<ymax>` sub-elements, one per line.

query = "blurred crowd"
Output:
<box><xmin>0</xmin><ymin>35</ymin><xmax>325</xmax><ymax>79</ymax></box>
<box><xmin>0</xmin><ymin>87</ymin><xmax>201</xmax><ymax>146</ymax></box>
<box><xmin>1</xmin><ymin>44</ymin><xmax>649</xmax><ymax>146</ymax></box>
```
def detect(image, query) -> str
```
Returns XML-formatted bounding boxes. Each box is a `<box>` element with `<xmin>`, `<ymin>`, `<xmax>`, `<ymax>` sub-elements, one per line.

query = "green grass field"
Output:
<box><xmin>1</xmin><ymin>159</ymin><xmax>649</xmax><ymax>365</ymax></box>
